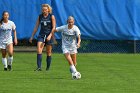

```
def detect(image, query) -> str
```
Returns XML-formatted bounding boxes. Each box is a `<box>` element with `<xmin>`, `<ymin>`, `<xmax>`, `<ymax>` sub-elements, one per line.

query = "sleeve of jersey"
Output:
<box><xmin>12</xmin><ymin>22</ymin><xmax>16</xmax><ymax>30</ymax></box>
<box><xmin>56</xmin><ymin>25</ymin><xmax>65</xmax><ymax>32</ymax></box>
<box><xmin>75</xmin><ymin>26</ymin><xmax>81</xmax><ymax>37</ymax></box>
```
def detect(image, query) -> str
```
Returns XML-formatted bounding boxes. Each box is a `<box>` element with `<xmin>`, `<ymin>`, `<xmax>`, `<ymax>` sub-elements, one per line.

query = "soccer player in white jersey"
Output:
<box><xmin>55</xmin><ymin>16</ymin><xmax>81</xmax><ymax>74</ymax></box>
<box><xmin>0</xmin><ymin>11</ymin><xmax>18</xmax><ymax>71</ymax></box>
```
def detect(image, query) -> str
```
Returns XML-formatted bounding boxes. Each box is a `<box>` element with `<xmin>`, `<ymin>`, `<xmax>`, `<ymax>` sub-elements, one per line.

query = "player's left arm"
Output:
<box><xmin>12</xmin><ymin>23</ymin><xmax>18</xmax><ymax>45</ymax></box>
<box><xmin>76</xmin><ymin>26</ymin><xmax>81</xmax><ymax>48</ymax></box>
<box><xmin>47</xmin><ymin>15</ymin><xmax>56</xmax><ymax>41</ymax></box>
<box><xmin>13</xmin><ymin>29</ymin><xmax>18</xmax><ymax>45</ymax></box>
<box><xmin>77</xmin><ymin>35</ymin><xmax>81</xmax><ymax>48</ymax></box>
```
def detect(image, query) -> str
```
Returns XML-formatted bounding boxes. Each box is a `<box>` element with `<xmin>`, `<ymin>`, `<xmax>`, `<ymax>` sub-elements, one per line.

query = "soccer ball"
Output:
<box><xmin>72</xmin><ymin>72</ymin><xmax>81</xmax><ymax>80</ymax></box>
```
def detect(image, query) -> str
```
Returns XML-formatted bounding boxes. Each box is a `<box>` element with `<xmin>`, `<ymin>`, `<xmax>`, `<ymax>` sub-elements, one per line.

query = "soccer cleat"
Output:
<box><xmin>46</xmin><ymin>68</ymin><xmax>49</xmax><ymax>71</ymax></box>
<box><xmin>4</xmin><ymin>68</ymin><xmax>7</xmax><ymax>71</ymax></box>
<box><xmin>8</xmin><ymin>65</ymin><xmax>12</xmax><ymax>71</ymax></box>
<box><xmin>34</xmin><ymin>68</ymin><xmax>42</xmax><ymax>71</ymax></box>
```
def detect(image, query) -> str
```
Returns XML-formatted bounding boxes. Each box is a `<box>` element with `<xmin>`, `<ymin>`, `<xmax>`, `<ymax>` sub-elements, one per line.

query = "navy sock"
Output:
<box><xmin>37</xmin><ymin>54</ymin><xmax>42</xmax><ymax>68</ymax></box>
<box><xmin>46</xmin><ymin>56</ymin><xmax>52</xmax><ymax>69</ymax></box>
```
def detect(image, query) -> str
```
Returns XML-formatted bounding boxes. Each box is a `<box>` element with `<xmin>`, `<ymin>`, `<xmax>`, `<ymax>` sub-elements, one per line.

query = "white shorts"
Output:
<box><xmin>0</xmin><ymin>39</ymin><xmax>13</xmax><ymax>49</ymax></box>
<box><xmin>62</xmin><ymin>47</ymin><xmax>77</xmax><ymax>54</ymax></box>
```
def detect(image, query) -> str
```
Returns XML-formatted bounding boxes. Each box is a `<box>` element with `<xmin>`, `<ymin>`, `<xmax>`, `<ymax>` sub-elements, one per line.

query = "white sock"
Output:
<box><xmin>70</xmin><ymin>65</ymin><xmax>77</xmax><ymax>73</ymax></box>
<box><xmin>2</xmin><ymin>58</ymin><xmax>7</xmax><ymax>68</ymax></box>
<box><xmin>8</xmin><ymin>56</ymin><xmax>13</xmax><ymax>66</ymax></box>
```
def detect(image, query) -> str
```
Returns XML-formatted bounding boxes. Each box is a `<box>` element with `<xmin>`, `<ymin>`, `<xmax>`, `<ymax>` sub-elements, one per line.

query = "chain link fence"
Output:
<box><xmin>14</xmin><ymin>39</ymin><xmax>140</xmax><ymax>53</ymax></box>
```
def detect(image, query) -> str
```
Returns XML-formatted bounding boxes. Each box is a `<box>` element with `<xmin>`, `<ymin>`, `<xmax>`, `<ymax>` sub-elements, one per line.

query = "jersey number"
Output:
<box><xmin>44</xmin><ymin>22</ymin><xmax>47</xmax><ymax>26</ymax></box>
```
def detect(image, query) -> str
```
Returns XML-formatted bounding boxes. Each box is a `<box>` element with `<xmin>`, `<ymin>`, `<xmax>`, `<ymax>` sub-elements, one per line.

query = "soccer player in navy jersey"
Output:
<box><xmin>29</xmin><ymin>4</ymin><xmax>56</xmax><ymax>71</ymax></box>
<box><xmin>0</xmin><ymin>11</ymin><xmax>18</xmax><ymax>71</ymax></box>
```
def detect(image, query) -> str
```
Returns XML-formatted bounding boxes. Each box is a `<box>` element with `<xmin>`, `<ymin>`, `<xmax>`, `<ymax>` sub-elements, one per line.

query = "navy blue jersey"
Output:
<box><xmin>39</xmin><ymin>13</ymin><xmax>52</xmax><ymax>35</ymax></box>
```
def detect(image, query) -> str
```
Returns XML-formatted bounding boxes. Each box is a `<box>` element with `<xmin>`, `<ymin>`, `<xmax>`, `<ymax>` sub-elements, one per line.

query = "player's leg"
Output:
<box><xmin>71</xmin><ymin>53</ymin><xmax>77</xmax><ymax>66</ymax></box>
<box><xmin>7</xmin><ymin>43</ymin><xmax>14</xmax><ymax>71</ymax></box>
<box><xmin>35</xmin><ymin>41</ymin><xmax>44</xmax><ymax>71</ymax></box>
<box><xmin>1</xmin><ymin>49</ymin><xmax>7</xmax><ymax>71</ymax></box>
<box><xmin>64</xmin><ymin>53</ymin><xmax>77</xmax><ymax>73</ymax></box>
<box><xmin>46</xmin><ymin>45</ymin><xmax>52</xmax><ymax>70</ymax></box>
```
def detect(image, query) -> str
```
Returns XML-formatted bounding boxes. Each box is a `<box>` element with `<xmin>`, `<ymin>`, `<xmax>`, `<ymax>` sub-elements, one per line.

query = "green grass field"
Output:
<box><xmin>0</xmin><ymin>53</ymin><xmax>140</xmax><ymax>93</ymax></box>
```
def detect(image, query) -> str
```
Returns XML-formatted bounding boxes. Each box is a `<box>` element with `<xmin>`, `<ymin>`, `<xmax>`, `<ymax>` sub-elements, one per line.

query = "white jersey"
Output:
<box><xmin>0</xmin><ymin>20</ymin><xmax>16</xmax><ymax>43</ymax></box>
<box><xmin>56</xmin><ymin>25</ymin><xmax>81</xmax><ymax>50</ymax></box>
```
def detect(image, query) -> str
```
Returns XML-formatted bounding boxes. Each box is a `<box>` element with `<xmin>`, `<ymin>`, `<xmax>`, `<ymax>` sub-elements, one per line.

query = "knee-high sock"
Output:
<box><xmin>37</xmin><ymin>54</ymin><xmax>42</xmax><ymax>68</ymax></box>
<box><xmin>70</xmin><ymin>65</ymin><xmax>77</xmax><ymax>73</ymax></box>
<box><xmin>8</xmin><ymin>56</ymin><xmax>13</xmax><ymax>66</ymax></box>
<box><xmin>46</xmin><ymin>56</ymin><xmax>51</xmax><ymax>69</ymax></box>
<box><xmin>2</xmin><ymin>58</ymin><xmax>7</xmax><ymax>68</ymax></box>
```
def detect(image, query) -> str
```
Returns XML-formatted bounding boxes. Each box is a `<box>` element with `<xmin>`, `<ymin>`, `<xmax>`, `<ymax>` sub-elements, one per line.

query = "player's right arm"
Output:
<box><xmin>29</xmin><ymin>17</ymin><xmax>40</xmax><ymax>43</ymax></box>
<box><xmin>55</xmin><ymin>25</ymin><xmax>65</xmax><ymax>32</ymax></box>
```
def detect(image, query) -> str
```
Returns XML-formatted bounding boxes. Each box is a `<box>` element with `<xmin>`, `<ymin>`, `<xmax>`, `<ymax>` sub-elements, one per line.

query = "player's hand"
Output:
<box><xmin>14</xmin><ymin>38</ymin><xmax>18</xmax><ymax>45</ymax></box>
<box><xmin>46</xmin><ymin>34</ymin><xmax>52</xmax><ymax>41</ymax></box>
<box><xmin>29</xmin><ymin>37</ymin><xmax>33</xmax><ymax>43</ymax></box>
<box><xmin>53</xmin><ymin>39</ymin><xmax>58</xmax><ymax>45</ymax></box>
<box><xmin>77</xmin><ymin>43</ymin><xmax>80</xmax><ymax>48</ymax></box>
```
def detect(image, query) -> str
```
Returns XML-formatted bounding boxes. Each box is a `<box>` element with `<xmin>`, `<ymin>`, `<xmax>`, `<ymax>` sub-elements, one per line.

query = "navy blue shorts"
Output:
<box><xmin>37</xmin><ymin>35</ymin><xmax>53</xmax><ymax>45</ymax></box>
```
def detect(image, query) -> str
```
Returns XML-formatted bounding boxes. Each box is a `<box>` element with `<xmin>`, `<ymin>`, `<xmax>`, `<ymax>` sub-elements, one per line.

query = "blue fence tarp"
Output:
<box><xmin>0</xmin><ymin>0</ymin><xmax>140</xmax><ymax>40</ymax></box>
